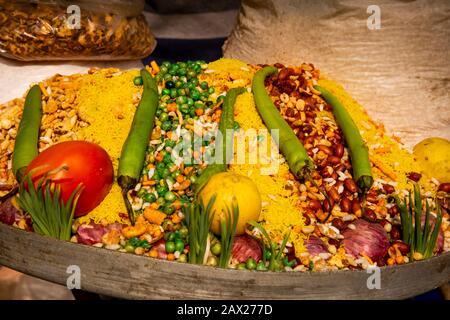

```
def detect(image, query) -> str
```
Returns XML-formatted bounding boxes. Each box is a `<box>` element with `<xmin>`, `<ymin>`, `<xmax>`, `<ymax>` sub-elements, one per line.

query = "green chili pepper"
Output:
<box><xmin>313</xmin><ymin>85</ymin><xmax>373</xmax><ymax>193</ymax></box>
<box><xmin>12</xmin><ymin>85</ymin><xmax>42</xmax><ymax>182</ymax></box>
<box><xmin>252</xmin><ymin>67</ymin><xmax>314</xmax><ymax>178</ymax></box>
<box><xmin>194</xmin><ymin>87</ymin><xmax>246</xmax><ymax>193</ymax></box>
<box><xmin>118</xmin><ymin>69</ymin><xmax>159</xmax><ymax>225</ymax></box>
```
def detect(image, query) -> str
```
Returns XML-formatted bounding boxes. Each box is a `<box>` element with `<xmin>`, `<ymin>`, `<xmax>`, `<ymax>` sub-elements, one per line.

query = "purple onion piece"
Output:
<box><xmin>342</xmin><ymin>219</ymin><xmax>389</xmax><ymax>261</ymax></box>
<box><xmin>306</xmin><ymin>236</ymin><xmax>328</xmax><ymax>256</ymax></box>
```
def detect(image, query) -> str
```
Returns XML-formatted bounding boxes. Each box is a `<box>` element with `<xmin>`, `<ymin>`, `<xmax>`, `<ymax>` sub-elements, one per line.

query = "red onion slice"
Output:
<box><xmin>342</xmin><ymin>219</ymin><xmax>389</xmax><ymax>261</ymax></box>
<box><xmin>231</xmin><ymin>235</ymin><xmax>262</xmax><ymax>263</ymax></box>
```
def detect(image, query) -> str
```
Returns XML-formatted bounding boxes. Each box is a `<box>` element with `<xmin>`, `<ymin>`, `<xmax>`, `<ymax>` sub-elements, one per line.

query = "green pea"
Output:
<box><xmin>178</xmin><ymin>254</ymin><xmax>187</xmax><ymax>263</ymax></box>
<box><xmin>133</xmin><ymin>76</ymin><xmax>143</xmax><ymax>86</ymax></box>
<box><xmin>164</xmin><ymin>191</ymin><xmax>176</xmax><ymax>202</ymax></box>
<box><xmin>217</xmin><ymin>95</ymin><xmax>225</xmax><ymax>103</ymax></box>
<box><xmin>162</xmin><ymin>168</ymin><xmax>171</xmax><ymax>178</ymax></box>
<box><xmin>168</xmin><ymin>68</ymin><xmax>177</xmax><ymax>76</ymax></box>
<box><xmin>179</xmin><ymin>226</ymin><xmax>188</xmax><ymax>238</ymax></box>
<box><xmin>156</xmin><ymin>185</ymin><xmax>168</xmax><ymax>196</ymax></box>
<box><xmin>159</xmin><ymin>65</ymin><xmax>168</xmax><ymax>74</ymax></box>
<box><xmin>200</xmin><ymin>92</ymin><xmax>209</xmax><ymax>102</ymax></box>
<box><xmin>143</xmin><ymin>193</ymin><xmax>156</xmax><ymax>203</ymax></box>
<box><xmin>189</xmin><ymin>78</ymin><xmax>199</xmax><ymax>86</ymax></box>
<box><xmin>210</xmin><ymin>242</ymin><xmax>221</xmax><ymax>256</ymax></box>
<box><xmin>208</xmin><ymin>87</ymin><xmax>215</xmax><ymax>94</ymax></box>
<box><xmin>163</xmin><ymin>206</ymin><xmax>175</xmax><ymax>215</ymax></box>
<box><xmin>156</xmin><ymin>162</ymin><xmax>165</xmax><ymax>170</ymax></box>
<box><xmin>125</xmin><ymin>244</ymin><xmax>135</xmax><ymax>253</ymax></box>
<box><xmin>165</xmin><ymin>241</ymin><xmax>176</xmax><ymax>253</ymax></box>
<box><xmin>177</xmin><ymin>88</ymin><xmax>186</xmax><ymax>96</ymax></box>
<box><xmin>264</xmin><ymin>250</ymin><xmax>272</xmax><ymax>260</ymax></box>
<box><xmin>200</xmin><ymin>81</ymin><xmax>208</xmax><ymax>90</ymax></box>
<box><xmin>161</xmin><ymin>61</ymin><xmax>171</xmax><ymax>68</ymax></box>
<box><xmin>152</xmin><ymin>173</ymin><xmax>160</xmax><ymax>180</ymax></box>
<box><xmin>168</xmin><ymin>232</ymin><xmax>176</xmax><ymax>242</ymax></box>
<box><xmin>161</xmin><ymin>94</ymin><xmax>171</xmax><ymax>102</ymax></box>
<box><xmin>256</xmin><ymin>261</ymin><xmax>267</xmax><ymax>271</ymax></box>
<box><xmin>189</xmin><ymin>175</ymin><xmax>197</xmax><ymax>184</ymax></box>
<box><xmin>246</xmin><ymin>258</ymin><xmax>257</xmax><ymax>270</ymax></box>
<box><xmin>163</xmin><ymin>153</ymin><xmax>172</xmax><ymax>164</ymax></box>
<box><xmin>159</xmin><ymin>112</ymin><xmax>169</xmax><ymax>122</ymax></box>
<box><xmin>180</xmin><ymin>103</ymin><xmax>189</xmax><ymax>114</ymax></box>
<box><xmin>175</xmin><ymin>81</ymin><xmax>183</xmax><ymax>88</ymax></box>
<box><xmin>178</xmin><ymin>68</ymin><xmax>187</xmax><ymax>76</ymax></box>
<box><xmin>170</xmin><ymin>88</ymin><xmax>178</xmax><ymax>98</ymax></box>
<box><xmin>191</xmin><ymin>90</ymin><xmax>201</xmax><ymax>101</ymax></box>
<box><xmin>194</xmin><ymin>101</ymin><xmax>204</xmax><ymax>109</ymax></box>
<box><xmin>165</xmin><ymin>140</ymin><xmax>176</xmax><ymax>148</ymax></box>
<box><xmin>162</xmin><ymin>220</ymin><xmax>174</xmax><ymax>231</ymax></box>
<box><xmin>156</xmin><ymin>197</ymin><xmax>166</xmax><ymax>206</ymax></box>
<box><xmin>163</xmin><ymin>74</ymin><xmax>172</xmax><ymax>82</ymax></box>
<box><xmin>175</xmin><ymin>240</ymin><xmax>185</xmax><ymax>252</ymax></box>
<box><xmin>187</xmin><ymin>70</ymin><xmax>197</xmax><ymax>79</ymax></box>
<box><xmin>186</xmin><ymin>97</ymin><xmax>194</xmax><ymax>106</ymax></box>
<box><xmin>161</xmin><ymin>120</ymin><xmax>172</xmax><ymax>131</ymax></box>
<box><xmin>137</xmin><ymin>188</ymin><xmax>147</xmax><ymax>198</ymax></box>
<box><xmin>176</xmin><ymin>96</ymin><xmax>187</xmax><ymax>104</ymax></box>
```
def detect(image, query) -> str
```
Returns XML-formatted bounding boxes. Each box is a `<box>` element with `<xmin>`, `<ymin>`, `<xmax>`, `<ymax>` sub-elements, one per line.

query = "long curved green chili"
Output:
<box><xmin>12</xmin><ymin>84</ymin><xmax>42</xmax><ymax>182</ymax></box>
<box><xmin>194</xmin><ymin>87</ymin><xmax>245</xmax><ymax>193</ymax></box>
<box><xmin>313</xmin><ymin>85</ymin><xmax>373</xmax><ymax>193</ymax></box>
<box><xmin>252</xmin><ymin>66</ymin><xmax>314</xmax><ymax>178</ymax></box>
<box><xmin>118</xmin><ymin>69</ymin><xmax>159</xmax><ymax>225</ymax></box>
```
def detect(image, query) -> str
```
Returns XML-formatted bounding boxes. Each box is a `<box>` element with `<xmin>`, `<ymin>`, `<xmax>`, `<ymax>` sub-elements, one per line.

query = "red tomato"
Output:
<box><xmin>26</xmin><ymin>141</ymin><xmax>114</xmax><ymax>217</ymax></box>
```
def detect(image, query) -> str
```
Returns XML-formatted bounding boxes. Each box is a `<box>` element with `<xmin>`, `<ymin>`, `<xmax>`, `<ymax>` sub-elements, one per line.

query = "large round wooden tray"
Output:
<box><xmin>0</xmin><ymin>223</ymin><xmax>449</xmax><ymax>299</ymax></box>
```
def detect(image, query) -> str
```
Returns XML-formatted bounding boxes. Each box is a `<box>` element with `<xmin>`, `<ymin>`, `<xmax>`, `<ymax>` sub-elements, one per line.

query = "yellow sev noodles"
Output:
<box><xmin>76</xmin><ymin>68</ymin><xmax>141</xmax><ymax>225</ymax></box>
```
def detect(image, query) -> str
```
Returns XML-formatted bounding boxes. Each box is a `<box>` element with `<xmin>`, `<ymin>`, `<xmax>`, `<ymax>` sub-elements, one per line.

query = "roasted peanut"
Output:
<box><xmin>308</xmin><ymin>199</ymin><xmax>322</xmax><ymax>211</ymax></box>
<box><xmin>407</xmin><ymin>171</ymin><xmax>422</xmax><ymax>182</ymax></box>
<box><xmin>333</xmin><ymin>144</ymin><xmax>344</xmax><ymax>158</ymax></box>
<box><xmin>343</xmin><ymin>178</ymin><xmax>358</xmax><ymax>193</ymax></box>
<box><xmin>366</xmin><ymin>193</ymin><xmax>379</xmax><ymax>204</ymax></box>
<box><xmin>331</xmin><ymin>218</ymin><xmax>345</xmax><ymax>231</ymax></box>
<box><xmin>363</xmin><ymin>208</ymin><xmax>377</xmax><ymax>222</ymax></box>
<box><xmin>327</xmin><ymin>187</ymin><xmax>340</xmax><ymax>202</ymax></box>
<box><xmin>393</xmin><ymin>241</ymin><xmax>410</xmax><ymax>255</ymax></box>
<box><xmin>328</xmin><ymin>156</ymin><xmax>341</xmax><ymax>165</ymax></box>
<box><xmin>318</xmin><ymin>145</ymin><xmax>333</xmax><ymax>155</ymax></box>
<box><xmin>340</xmin><ymin>197</ymin><xmax>351</xmax><ymax>213</ymax></box>
<box><xmin>351</xmin><ymin>199</ymin><xmax>362</xmax><ymax>216</ymax></box>
<box><xmin>390</xmin><ymin>225</ymin><xmax>401</xmax><ymax>240</ymax></box>
<box><xmin>438</xmin><ymin>183</ymin><xmax>450</xmax><ymax>193</ymax></box>
<box><xmin>382</xmin><ymin>183</ymin><xmax>395</xmax><ymax>194</ymax></box>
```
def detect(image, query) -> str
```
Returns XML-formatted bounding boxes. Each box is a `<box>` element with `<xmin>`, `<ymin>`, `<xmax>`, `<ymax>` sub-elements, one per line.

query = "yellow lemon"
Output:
<box><xmin>199</xmin><ymin>172</ymin><xmax>262</xmax><ymax>235</ymax></box>
<box><xmin>413</xmin><ymin>137</ymin><xmax>450</xmax><ymax>183</ymax></box>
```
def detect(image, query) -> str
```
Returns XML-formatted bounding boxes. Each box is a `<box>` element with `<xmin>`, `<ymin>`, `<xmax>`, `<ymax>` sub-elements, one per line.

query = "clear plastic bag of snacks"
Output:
<box><xmin>0</xmin><ymin>0</ymin><xmax>156</xmax><ymax>61</ymax></box>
